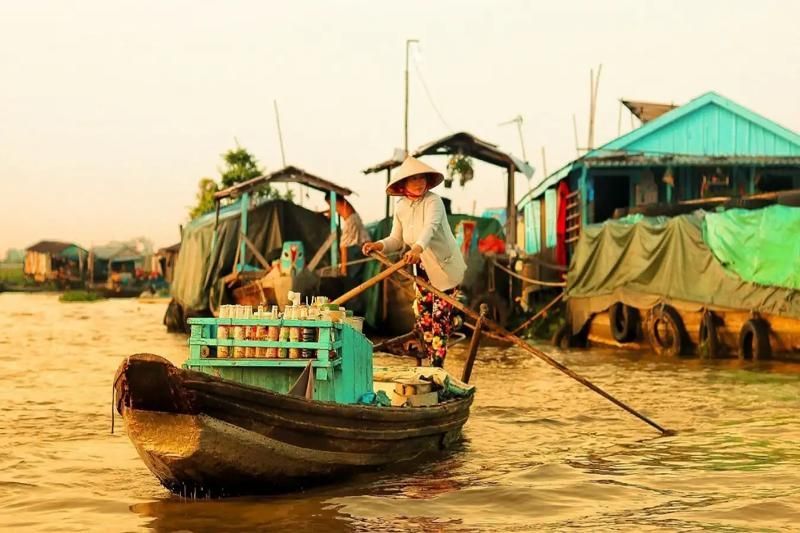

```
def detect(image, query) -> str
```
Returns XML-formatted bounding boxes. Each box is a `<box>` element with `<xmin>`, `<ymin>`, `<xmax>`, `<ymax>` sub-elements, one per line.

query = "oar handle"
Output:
<box><xmin>330</xmin><ymin>258</ymin><xmax>406</xmax><ymax>306</ymax></box>
<box><xmin>368</xmin><ymin>251</ymin><xmax>673</xmax><ymax>435</ymax></box>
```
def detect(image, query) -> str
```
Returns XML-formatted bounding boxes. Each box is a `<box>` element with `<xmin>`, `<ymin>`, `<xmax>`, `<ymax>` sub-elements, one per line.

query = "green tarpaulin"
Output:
<box><xmin>170</xmin><ymin>200</ymin><xmax>332</xmax><ymax>313</ymax></box>
<box><xmin>703</xmin><ymin>206</ymin><xmax>800</xmax><ymax>291</ymax></box>
<box><xmin>566</xmin><ymin>209</ymin><xmax>800</xmax><ymax>333</ymax></box>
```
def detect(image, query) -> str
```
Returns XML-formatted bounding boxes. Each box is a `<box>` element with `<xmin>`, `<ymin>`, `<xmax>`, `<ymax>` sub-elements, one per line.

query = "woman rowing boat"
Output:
<box><xmin>362</xmin><ymin>156</ymin><xmax>467</xmax><ymax>367</ymax></box>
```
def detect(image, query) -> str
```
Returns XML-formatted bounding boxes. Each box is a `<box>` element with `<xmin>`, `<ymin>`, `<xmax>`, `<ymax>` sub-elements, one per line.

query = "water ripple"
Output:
<box><xmin>1</xmin><ymin>293</ymin><xmax>799</xmax><ymax>531</ymax></box>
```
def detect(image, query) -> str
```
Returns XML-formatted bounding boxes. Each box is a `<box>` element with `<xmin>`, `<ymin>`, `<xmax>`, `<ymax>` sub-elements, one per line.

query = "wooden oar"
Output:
<box><xmin>330</xmin><ymin>259</ymin><xmax>406</xmax><ymax>306</ymax></box>
<box><xmin>370</xmin><ymin>251</ymin><xmax>673</xmax><ymax>435</ymax></box>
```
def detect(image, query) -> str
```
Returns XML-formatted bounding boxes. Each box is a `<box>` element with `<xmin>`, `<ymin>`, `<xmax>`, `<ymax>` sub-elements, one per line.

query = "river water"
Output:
<box><xmin>1</xmin><ymin>293</ymin><xmax>799</xmax><ymax>532</ymax></box>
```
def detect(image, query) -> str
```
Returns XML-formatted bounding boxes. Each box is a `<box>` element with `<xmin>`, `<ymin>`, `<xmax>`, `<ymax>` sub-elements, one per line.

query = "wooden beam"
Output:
<box><xmin>506</xmin><ymin>162</ymin><xmax>517</xmax><ymax>248</ymax></box>
<box><xmin>307</xmin><ymin>232</ymin><xmax>336</xmax><ymax>272</ymax></box>
<box><xmin>240</xmin><ymin>233</ymin><xmax>272</xmax><ymax>271</ymax></box>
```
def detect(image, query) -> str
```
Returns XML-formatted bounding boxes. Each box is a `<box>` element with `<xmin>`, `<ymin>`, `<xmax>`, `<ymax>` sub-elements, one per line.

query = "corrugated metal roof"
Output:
<box><xmin>157</xmin><ymin>242</ymin><xmax>181</xmax><ymax>254</ymax></box>
<box><xmin>518</xmin><ymin>162</ymin><xmax>576</xmax><ymax>206</ymax></box>
<box><xmin>519</xmin><ymin>91</ymin><xmax>800</xmax><ymax>205</ymax></box>
<box><xmin>363</xmin><ymin>131</ymin><xmax>532</xmax><ymax>176</ymax></box>
<box><xmin>584</xmin><ymin>154</ymin><xmax>800</xmax><ymax>167</ymax></box>
<box><xmin>589</xmin><ymin>92</ymin><xmax>800</xmax><ymax>158</ymax></box>
<box><xmin>26</xmin><ymin>240</ymin><xmax>86</xmax><ymax>255</ymax></box>
<box><xmin>215</xmin><ymin>165</ymin><xmax>353</xmax><ymax>201</ymax></box>
<box><xmin>91</xmin><ymin>244</ymin><xmax>142</xmax><ymax>262</ymax></box>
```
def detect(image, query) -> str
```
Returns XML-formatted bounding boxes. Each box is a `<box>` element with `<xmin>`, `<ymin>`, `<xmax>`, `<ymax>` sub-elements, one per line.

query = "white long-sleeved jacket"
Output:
<box><xmin>377</xmin><ymin>192</ymin><xmax>467</xmax><ymax>291</ymax></box>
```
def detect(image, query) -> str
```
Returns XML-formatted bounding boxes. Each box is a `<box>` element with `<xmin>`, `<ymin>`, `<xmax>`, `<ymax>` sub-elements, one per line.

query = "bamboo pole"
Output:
<box><xmin>370</xmin><ymin>252</ymin><xmax>673</xmax><ymax>435</ymax></box>
<box><xmin>331</xmin><ymin>259</ymin><xmax>406</xmax><ymax>306</ymax></box>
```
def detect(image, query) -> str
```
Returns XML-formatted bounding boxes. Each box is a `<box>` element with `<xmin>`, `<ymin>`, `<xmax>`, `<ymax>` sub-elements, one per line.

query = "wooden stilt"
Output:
<box><xmin>461</xmin><ymin>304</ymin><xmax>488</xmax><ymax>384</ymax></box>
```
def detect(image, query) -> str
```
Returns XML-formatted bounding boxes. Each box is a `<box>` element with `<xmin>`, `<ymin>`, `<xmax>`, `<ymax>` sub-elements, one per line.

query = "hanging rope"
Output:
<box><xmin>491</xmin><ymin>258</ymin><xmax>566</xmax><ymax>287</ymax></box>
<box><xmin>511</xmin><ymin>291</ymin><xmax>565</xmax><ymax>335</ymax></box>
<box><xmin>521</xmin><ymin>254</ymin><xmax>568</xmax><ymax>273</ymax></box>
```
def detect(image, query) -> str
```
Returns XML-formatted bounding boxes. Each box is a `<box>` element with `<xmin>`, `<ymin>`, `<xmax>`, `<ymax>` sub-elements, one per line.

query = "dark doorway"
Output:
<box><xmin>593</xmin><ymin>175</ymin><xmax>630</xmax><ymax>223</ymax></box>
<box><xmin>758</xmin><ymin>173</ymin><xmax>797</xmax><ymax>192</ymax></box>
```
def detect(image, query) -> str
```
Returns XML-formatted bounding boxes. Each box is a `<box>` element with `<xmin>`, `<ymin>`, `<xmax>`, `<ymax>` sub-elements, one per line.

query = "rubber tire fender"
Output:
<box><xmin>609</xmin><ymin>303</ymin><xmax>639</xmax><ymax>343</ymax></box>
<box><xmin>552</xmin><ymin>321</ymin><xmax>589</xmax><ymax>349</ymax></box>
<box><xmin>738</xmin><ymin>318</ymin><xmax>771</xmax><ymax>360</ymax></box>
<box><xmin>698</xmin><ymin>310</ymin><xmax>720</xmax><ymax>359</ymax></box>
<box><xmin>552</xmin><ymin>323</ymin><xmax>571</xmax><ymax>349</ymax></box>
<box><xmin>646</xmin><ymin>306</ymin><xmax>688</xmax><ymax>357</ymax></box>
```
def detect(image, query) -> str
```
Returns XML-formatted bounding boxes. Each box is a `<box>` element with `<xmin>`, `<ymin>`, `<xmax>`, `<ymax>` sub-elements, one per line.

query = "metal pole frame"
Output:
<box><xmin>329</xmin><ymin>190</ymin><xmax>339</xmax><ymax>268</ymax></box>
<box><xmin>238</xmin><ymin>191</ymin><xmax>249</xmax><ymax>272</ymax></box>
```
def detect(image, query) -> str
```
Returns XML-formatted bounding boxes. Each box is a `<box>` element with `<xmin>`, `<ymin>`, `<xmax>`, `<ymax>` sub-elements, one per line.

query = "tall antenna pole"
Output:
<box><xmin>587</xmin><ymin>64</ymin><xmax>602</xmax><ymax>151</ymax></box>
<box><xmin>499</xmin><ymin>115</ymin><xmax>527</xmax><ymax>162</ymax></box>
<box><xmin>273</xmin><ymin>100</ymin><xmax>287</xmax><ymax>167</ymax></box>
<box><xmin>404</xmin><ymin>38</ymin><xmax>419</xmax><ymax>154</ymax></box>
<box><xmin>515</xmin><ymin>118</ymin><xmax>527</xmax><ymax>162</ymax></box>
<box><xmin>541</xmin><ymin>146</ymin><xmax>548</xmax><ymax>177</ymax></box>
<box><xmin>572</xmin><ymin>113</ymin><xmax>580</xmax><ymax>157</ymax></box>
<box><xmin>273</xmin><ymin>99</ymin><xmax>298</xmax><ymax>203</ymax></box>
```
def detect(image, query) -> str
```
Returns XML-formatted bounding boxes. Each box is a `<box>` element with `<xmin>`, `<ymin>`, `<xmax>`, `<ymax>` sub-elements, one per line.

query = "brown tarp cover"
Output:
<box><xmin>566</xmin><ymin>213</ymin><xmax>800</xmax><ymax>334</ymax></box>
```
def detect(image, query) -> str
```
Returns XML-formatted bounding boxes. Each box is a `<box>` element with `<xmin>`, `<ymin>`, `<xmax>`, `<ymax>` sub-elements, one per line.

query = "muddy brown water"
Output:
<box><xmin>1</xmin><ymin>293</ymin><xmax>799</xmax><ymax>532</ymax></box>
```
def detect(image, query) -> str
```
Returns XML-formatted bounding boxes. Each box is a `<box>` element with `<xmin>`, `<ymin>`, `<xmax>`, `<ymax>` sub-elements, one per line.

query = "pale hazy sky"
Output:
<box><xmin>2</xmin><ymin>0</ymin><xmax>799</xmax><ymax>253</ymax></box>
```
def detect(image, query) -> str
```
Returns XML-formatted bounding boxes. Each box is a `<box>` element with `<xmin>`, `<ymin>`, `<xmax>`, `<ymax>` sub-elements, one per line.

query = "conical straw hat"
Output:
<box><xmin>386</xmin><ymin>156</ymin><xmax>444</xmax><ymax>196</ymax></box>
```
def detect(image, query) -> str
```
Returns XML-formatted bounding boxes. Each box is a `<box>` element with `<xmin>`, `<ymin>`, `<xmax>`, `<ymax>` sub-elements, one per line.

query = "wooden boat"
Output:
<box><xmin>562</xmin><ymin>207</ymin><xmax>800</xmax><ymax>360</ymax></box>
<box><xmin>114</xmin><ymin>315</ymin><xmax>474</xmax><ymax>497</ymax></box>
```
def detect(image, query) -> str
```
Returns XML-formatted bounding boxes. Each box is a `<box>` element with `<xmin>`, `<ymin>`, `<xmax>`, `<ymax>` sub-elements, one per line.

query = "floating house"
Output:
<box><xmin>23</xmin><ymin>240</ymin><xmax>88</xmax><ymax>283</ymax></box>
<box><xmin>517</xmin><ymin>91</ymin><xmax>800</xmax><ymax>288</ymax></box>
<box><xmin>156</xmin><ymin>242</ymin><xmax>181</xmax><ymax>284</ymax></box>
<box><xmin>164</xmin><ymin>166</ymin><xmax>355</xmax><ymax>332</ymax></box>
<box><xmin>88</xmin><ymin>243</ymin><xmax>146</xmax><ymax>283</ymax></box>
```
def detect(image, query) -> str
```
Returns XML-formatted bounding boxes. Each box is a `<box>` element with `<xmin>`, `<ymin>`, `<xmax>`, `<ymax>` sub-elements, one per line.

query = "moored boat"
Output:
<box><xmin>560</xmin><ymin>205</ymin><xmax>800</xmax><ymax>359</ymax></box>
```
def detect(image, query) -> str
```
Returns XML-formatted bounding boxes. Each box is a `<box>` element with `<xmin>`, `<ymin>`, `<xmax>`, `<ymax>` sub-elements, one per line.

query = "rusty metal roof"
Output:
<box><xmin>26</xmin><ymin>240</ymin><xmax>84</xmax><ymax>255</ymax></box>
<box><xmin>215</xmin><ymin>165</ymin><xmax>353</xmax><ymax>200</ymax></box>
<box><xmin>621</xmin><ymin>99</ymin><xmax>677</xmax><ymax>123</ymax></box>
<box><xmin>157</xmin><ymin>242</ymin><xmax>181</xmax><ymax>255</ymax></box>
<box><xmin>363</xmin><ymin>131</ymin><xmax>530</xmax><ymax>174</ymax></box>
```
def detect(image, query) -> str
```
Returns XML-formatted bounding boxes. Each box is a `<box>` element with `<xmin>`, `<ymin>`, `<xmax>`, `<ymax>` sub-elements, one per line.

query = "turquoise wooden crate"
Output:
<box><xmin>184</xmin><ymin>317</ymin><xmax>373</xmax><ymax>404</ymax></box>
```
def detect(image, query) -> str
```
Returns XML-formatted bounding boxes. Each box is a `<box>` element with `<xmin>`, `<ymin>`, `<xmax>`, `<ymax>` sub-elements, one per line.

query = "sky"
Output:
<box><xmin>2</xmin><ymin>0</ymin><xmax>799</xmax><ymax>254</ymax></box>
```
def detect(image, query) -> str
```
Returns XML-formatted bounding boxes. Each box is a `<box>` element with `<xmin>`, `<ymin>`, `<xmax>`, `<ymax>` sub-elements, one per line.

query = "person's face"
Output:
<box><xmin>404</xmin><ymin>175</ymin><xmax>428</xmax><ymax>197</ymax></box>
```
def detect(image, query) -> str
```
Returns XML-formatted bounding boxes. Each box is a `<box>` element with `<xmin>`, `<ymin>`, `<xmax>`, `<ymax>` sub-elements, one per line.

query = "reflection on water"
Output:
<box><xmin>1</xmin><ymin>293</ymin><xmax>800</xmax><ymax>531</ymax></box>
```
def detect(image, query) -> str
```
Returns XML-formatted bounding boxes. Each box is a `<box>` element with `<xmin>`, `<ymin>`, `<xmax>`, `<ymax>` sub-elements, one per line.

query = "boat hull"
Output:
<box><xmin>114</xmin><ymin>354</ymin><xmax>472</xmax><ymax>496</ymax></box>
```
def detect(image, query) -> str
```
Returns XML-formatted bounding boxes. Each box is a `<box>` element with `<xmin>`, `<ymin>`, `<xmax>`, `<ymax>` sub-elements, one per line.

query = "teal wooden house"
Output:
<box><xmin>517</xmin><ymin>91</ymin><xmax>800</xmax><ymax>281</ymax></box>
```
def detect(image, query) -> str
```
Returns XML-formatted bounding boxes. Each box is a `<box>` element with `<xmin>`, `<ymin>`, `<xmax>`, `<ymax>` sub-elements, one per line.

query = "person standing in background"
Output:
<box><xmin>328</xmin><ymin>196</ymin><xmax>370</xmax><ymax>277</ymax></box>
